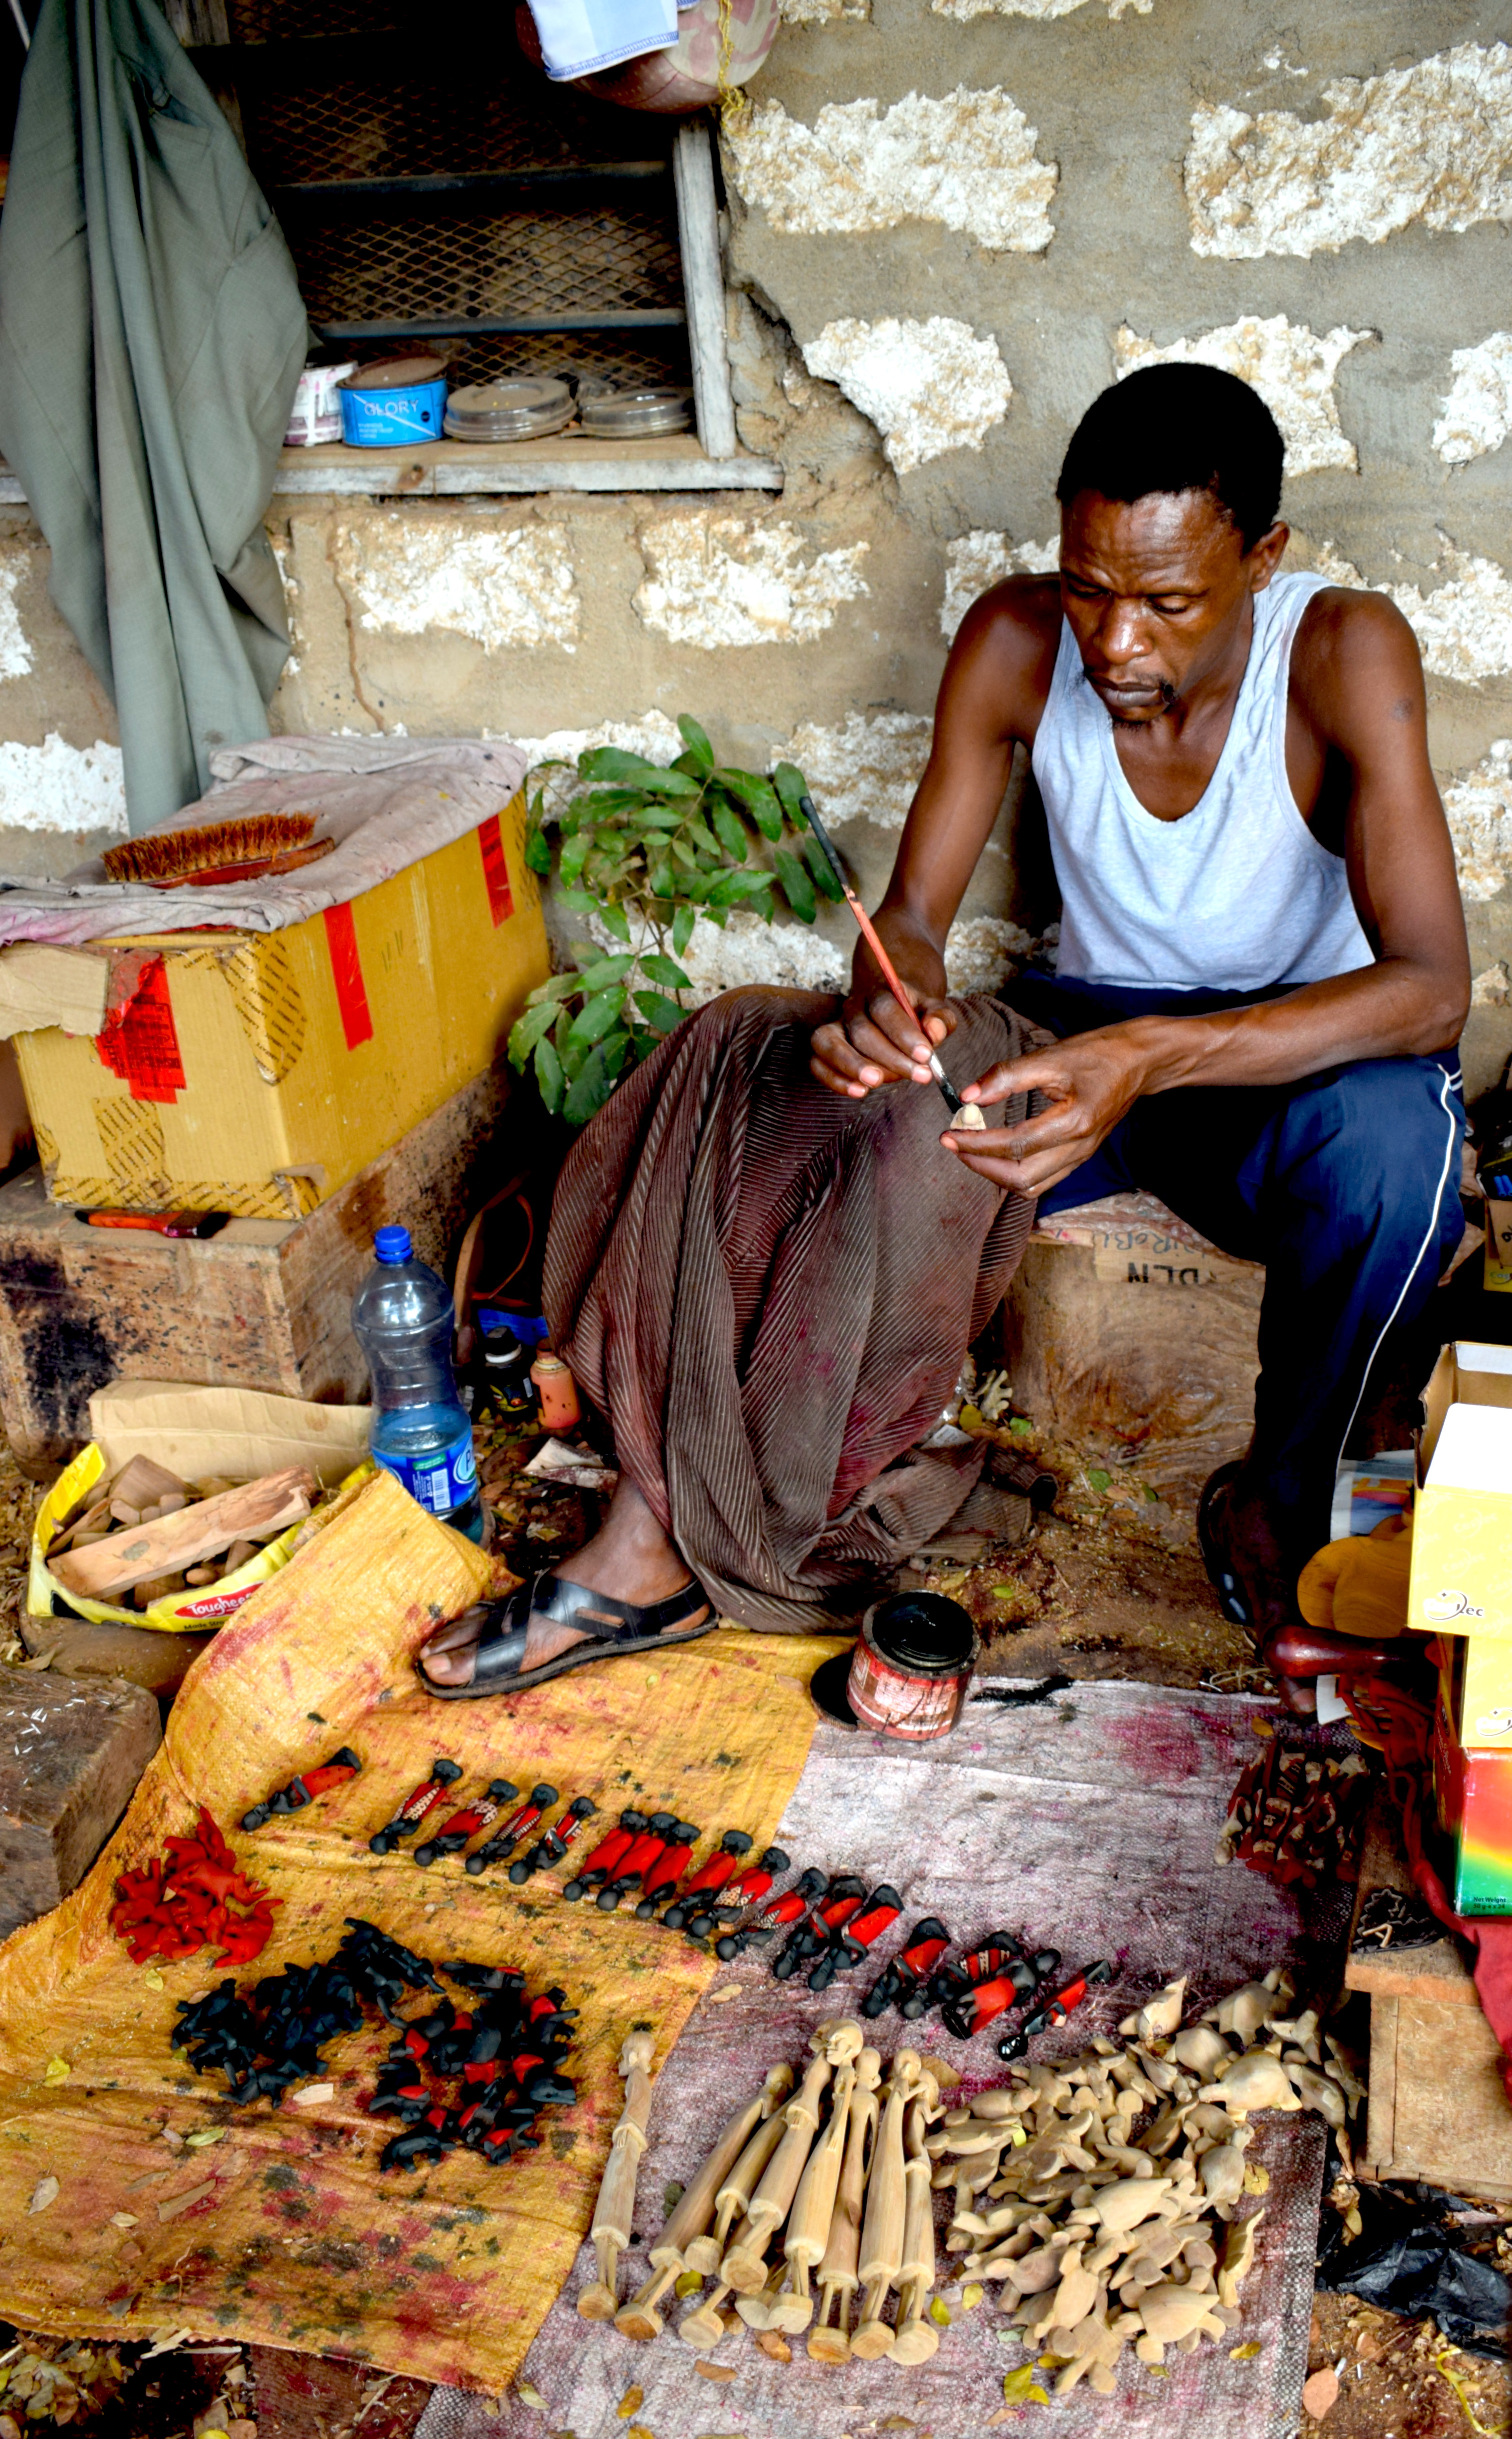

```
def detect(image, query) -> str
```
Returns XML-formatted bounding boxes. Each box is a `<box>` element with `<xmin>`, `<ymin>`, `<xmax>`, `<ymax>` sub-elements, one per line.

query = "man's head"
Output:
<box><xmin>1054</xmin><ymin>363</ymin><xmax>1289</xmax><ymax>724</ymax></box>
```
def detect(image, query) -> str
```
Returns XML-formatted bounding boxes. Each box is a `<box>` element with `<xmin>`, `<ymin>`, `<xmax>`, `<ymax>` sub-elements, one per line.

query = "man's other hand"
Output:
<box><xmin>811</xmin><ymin>959</ymin><xmax>959</xmax><ymax>1099</ymax></box>
<box><xmin>940</xmin><ymin>1027</ymin><xmax>1151</xmax><ymax>1193</ymax></box>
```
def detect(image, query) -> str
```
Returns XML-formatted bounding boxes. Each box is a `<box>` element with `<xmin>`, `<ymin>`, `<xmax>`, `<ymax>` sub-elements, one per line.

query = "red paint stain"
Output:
<box><xmin>1106</xmin><ymin>1709</ymin><xmax>1205</xmax><ymax>1783</ymax></box>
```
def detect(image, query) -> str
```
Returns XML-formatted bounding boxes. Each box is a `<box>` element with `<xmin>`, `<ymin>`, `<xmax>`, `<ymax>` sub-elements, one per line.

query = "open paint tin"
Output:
<box><xmin>338</xmin><ymin>355</ymin><xmax>449</xmax><ymax>448</ymax></box>
<box><xmin>811</xmin><ymin>1591</ymin><xmax>979</xmax><ymax>1742</ymax></box>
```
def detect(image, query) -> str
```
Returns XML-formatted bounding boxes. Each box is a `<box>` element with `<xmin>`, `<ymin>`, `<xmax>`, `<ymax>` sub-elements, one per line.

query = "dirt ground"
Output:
<box><xmin>1</xmin><ymin>1411</ymin><xmax>1509</xmax><ymax>2437</ymax></box>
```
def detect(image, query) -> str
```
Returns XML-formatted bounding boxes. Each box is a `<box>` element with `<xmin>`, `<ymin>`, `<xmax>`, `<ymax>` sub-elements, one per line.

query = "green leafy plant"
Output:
<box><xmin>508</xmin><ymin>715</ymin><xmax>840</xmax><ymax>1125</ymax></box>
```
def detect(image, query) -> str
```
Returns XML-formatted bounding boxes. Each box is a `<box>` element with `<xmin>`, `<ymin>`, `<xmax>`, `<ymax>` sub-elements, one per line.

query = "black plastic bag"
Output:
<box><xmin>1317</xmin><ymin>2178</ymin><xmax>1511</xmax><ymax>2356</ymax></box>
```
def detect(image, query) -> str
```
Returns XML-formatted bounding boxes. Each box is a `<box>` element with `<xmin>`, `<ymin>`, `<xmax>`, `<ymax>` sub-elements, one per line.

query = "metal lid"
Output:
<box><xmin>341</xmin><ymin>355</ymin><xmax>449</xmax><ymax>390</ymax></box>
<box><xmin>444</xmin><ymin>378</ymin><xmax>575</xmax><ymax>442</ymax></box>
<box><xmin>579</xmin><ymin>387</ymin><xmax>692</xmax><ymax>438</ymax></box>
<box><xmin>867</xmin><ymin>1591</ymin><xmax>977</xmax><ymax>1674</ymax></box>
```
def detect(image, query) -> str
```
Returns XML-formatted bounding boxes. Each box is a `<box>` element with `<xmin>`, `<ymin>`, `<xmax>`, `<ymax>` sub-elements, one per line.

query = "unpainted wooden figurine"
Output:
<box><xmin>682</xmin><ymin>2085</ymin><xmax>799</xmax><ymax>2278</ymax></box>
<box><xmin>614</xmin><ymin>2060</ymin><xmax>794</xmax><ymax>2340</ymax></box>
<box><xmin>578</xmin><ymin>2031</ymin><xmax>657</xmax><ymax>2323</ymax></box>
<box><xmin>720</xmin><ymin>2019</ymin><xmax>857</xmax><ymax>2294</ymax></box>
<box><xmin>772</xmin><ymin>2024</ymin><xmax>865</xmax><ymax>2333</ymax></box>
<box><xmin>890</xmin><ymin>2064</ymin><xmax>944</xmax><ymax>2364</ymax></box>
<box><xmin>851</xmin><ymin>2048</ymin><xmax>923</xmax><ymax>2359</ymax></box>
<box><xmin>808</xmin><ymin>2044</ymin><xmax>882</xmax><ymax>2364</ymax></box>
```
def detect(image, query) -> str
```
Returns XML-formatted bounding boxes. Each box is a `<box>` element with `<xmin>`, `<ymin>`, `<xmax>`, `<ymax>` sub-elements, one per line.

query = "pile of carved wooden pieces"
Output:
<box><xmin>578</xmin><ymin>1965</ymin><xmax>1361</xmax><ymax>2393</ymax></box>
<box><xmin>940</xmin><ymin>1964</ymin><xmax>1363</xmax><ymax>2395</ymax></box>
<box><xmin>45</xmin><ymin>1454</ymin><xmax>320</xmax><ymax>1609</ymax></box>
<box><xmin>1214</xmin><ymin>1739</ymin><xmax>1373</xmax><ymax>1891</ymax></box>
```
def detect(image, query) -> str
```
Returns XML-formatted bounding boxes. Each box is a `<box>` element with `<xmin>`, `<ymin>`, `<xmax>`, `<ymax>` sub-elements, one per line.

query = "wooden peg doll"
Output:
<box><xmin>578</xmin><ymin>2032</ymin><xmax>656</xmax><ymax>2322</ymax></box>
<box><xmin>771</xmin><ymin>2024</ymin><xmax>865</xmax><ymax>2333</ymax></box>
<box><xmin>808</xmin><ymin>2044</ymin><xmax>882</xmax><ymax>2364</ymax></box>
<box><xmin>891</xmin><ymin>2065</ymin><xmax>944</xmax><ymax>2364</ymax></box>
<box><xmin>719</xmin><ymin>2019</ymin><xmax>857</xmax><ymax>2294</ymax></box>
<box><xmin>677</xmin><ymin>2276</ymin><xmax>736</xmax><ymax>2351</ymax></box>
<box><xmin>851</xmin><ymin>2047</ymin><xmax>922</xmax><ymax>2359</ymax></box>
<box><xmin>615</xmin><ymin>2060</ymin><xmax>793</xmax><ymax>2340</ymax></box>
<box><xmin>682</xmin><ymin>2087</ymin><xmax>797</xmax><ymax>2277</ymax></box>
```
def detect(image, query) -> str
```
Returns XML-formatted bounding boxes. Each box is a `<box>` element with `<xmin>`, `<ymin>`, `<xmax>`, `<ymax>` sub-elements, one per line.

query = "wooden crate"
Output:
<box><xmin>0</xmin><ymin>1060</ymin><xmax>518</xmax><ymax>1475</ymax></box>
<box><xmin>1346</xmin><ymin>1789</ymin><xmax>1512</xmax><ymax>2200</ymax></box>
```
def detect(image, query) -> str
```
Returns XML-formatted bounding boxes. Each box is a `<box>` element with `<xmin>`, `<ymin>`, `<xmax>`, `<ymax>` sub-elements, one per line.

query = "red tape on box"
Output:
<box><xmin>323</xmin><ymin>901</ymin><xmax>374</xmax><ymax>1051</ymax></box>
<box><xmin>477</xmin><ymin>814</ymin><xmax>515</xmax><ymax>928</ymax></box>
<box><xmin>94</xmin><ymin>955</ymin><xmax>185</xmax><ymax>1104</ymax></box>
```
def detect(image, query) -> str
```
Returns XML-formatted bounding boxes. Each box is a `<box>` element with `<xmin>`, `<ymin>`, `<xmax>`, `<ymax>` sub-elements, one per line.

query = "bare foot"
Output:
<box><xmin>419</xmin><ymin>1480</ymin><xmax>708</xmax><ymax>1687</ymax></box>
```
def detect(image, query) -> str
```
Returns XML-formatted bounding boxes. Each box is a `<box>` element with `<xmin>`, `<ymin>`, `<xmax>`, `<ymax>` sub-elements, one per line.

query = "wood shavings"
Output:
<box><xmin>110</xmin><ymin>2212</ymin><xmax>138</xmax><ymax>2229</ymax></box>
<box><xmin>706</xmin><ymin>1986</ymin><xmax>742</xmax><ymax>2005</ymax></box>
<box><xmin>156</xmin><ymin>2180</ymin><xmax>214</xmax><ymax>2221</ymax></box>
<box><xmin>26</xmin><ymin>2177</ymin><xmax>58</xmax><ymax>2214</ymax></box>
<box><xmin>291</xmin><ymin>2083</ymin><xmax>336</xmax><ymax>2108</ymax></box>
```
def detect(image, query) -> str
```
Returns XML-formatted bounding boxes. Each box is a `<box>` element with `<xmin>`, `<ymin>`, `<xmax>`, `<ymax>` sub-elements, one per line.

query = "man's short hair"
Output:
<box><xmin>1056</xmin><ymin>364</ymin><xmax>1284</xmax><ymax>553</ymax></box>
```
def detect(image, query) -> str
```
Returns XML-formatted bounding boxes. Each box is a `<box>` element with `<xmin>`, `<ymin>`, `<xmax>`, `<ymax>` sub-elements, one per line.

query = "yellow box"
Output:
<box><xmin>1485</xmin><ymin>1199</ymin><xmax>1512</xmax><ymax>1293</ymax></box>
<box><xmin>1438</xmin><ymin>1633</ymin><xmax>1512</xmax><ymax>1752</ymax></box>
<box><xmin>1409</xmin><ymin>1342</ymin><xmax>1512</xmax><ymax>1651</ymax></box>
<box><xmin>10</xmin><ymin>791</ymin><xmax>547</xmax><ymax>1219</ymax></box>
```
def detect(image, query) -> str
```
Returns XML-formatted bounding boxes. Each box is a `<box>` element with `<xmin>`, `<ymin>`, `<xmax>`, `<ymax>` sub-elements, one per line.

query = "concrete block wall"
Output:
<box><xmin>1</xmin><ymin>0</ymin><xmax>1512</xmax><ymax>1089</ymax></box>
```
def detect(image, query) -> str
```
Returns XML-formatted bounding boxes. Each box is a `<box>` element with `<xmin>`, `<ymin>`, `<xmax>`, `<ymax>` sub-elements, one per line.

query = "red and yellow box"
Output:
<box><xmin>9</xmin><ymin>797</ymin><xmax>547</xmax><ymax>1220</ymax></box>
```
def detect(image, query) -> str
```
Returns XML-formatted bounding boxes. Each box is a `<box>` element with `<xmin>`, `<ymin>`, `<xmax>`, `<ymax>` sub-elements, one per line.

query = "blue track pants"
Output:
<box><xmin>1015</xmin><ymin>975</ymin><xmax>1467</xmax><ymax>1563</ymax></box>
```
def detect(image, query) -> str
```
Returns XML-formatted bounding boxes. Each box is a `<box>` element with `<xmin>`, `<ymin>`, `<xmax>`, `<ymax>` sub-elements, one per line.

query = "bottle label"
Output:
<box><xmin>374</xmin><ymin>1429</ymin><xmax>478</xmax><ymax>1517</ymax></box>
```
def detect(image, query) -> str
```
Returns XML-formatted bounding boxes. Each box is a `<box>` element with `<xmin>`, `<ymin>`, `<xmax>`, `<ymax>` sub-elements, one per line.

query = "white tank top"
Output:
<box><xmin>1029</xmin><ymin>571</ymin><xmax>1374</xmax><ymax>991</ymax></box>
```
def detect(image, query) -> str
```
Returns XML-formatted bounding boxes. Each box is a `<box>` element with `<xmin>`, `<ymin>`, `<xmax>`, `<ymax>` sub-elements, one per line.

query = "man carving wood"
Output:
<box><xmin>420</xmin><ymin>365</ymin><xmax>1468</xmax><ymax>1715</ymax></box>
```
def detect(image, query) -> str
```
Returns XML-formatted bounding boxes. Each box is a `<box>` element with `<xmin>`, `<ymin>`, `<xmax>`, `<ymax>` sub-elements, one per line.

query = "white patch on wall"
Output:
<box><xmin>802</xmin><ymin>318</ymin><xmax>1012</xmax><ymax>475</ymax></box>
<box><xmin>1185</xmin><ymin>41</ymin><xmax>1512</xmax><ymax>260</ymax></box>
<box><xmin>1442</xmin><ymin>741</ymin><xmax>1512</xmax><ymax>900</ymax></box>
<box><xmin>1434</xmin><ymin>332</ymin><xmax>1512</xmax><ymax>466</ymax></box>
<box><xmin>497</xmin><ymin>712</ymin><xmax>686</xmax><ymax>773</ymax></box>
<box><xmin>1113</xmin><ymin>317</ymin><xmax>1371</xmax><ymax>476</ymax></box>
<box><xmin>0</xmin><ymin>734</ymin><xmax>127</xmax><ymax>836</ymax></box>
<box><xmin>780</xmin><ymin>0</ymin><xmax>868</xmax><ymax>21</ymax></box>
<box><xmin>786</xmin><ymin>710</ymin><xmax>934</xmax><ymax>830</ymax></box>
<box><xmin>1388</xmin><ymin>546</ymin><xmax>1512</xmax><ymax>683</ymax></box>
<box><xmin>1472</xmin><ymin>960</ymin><xmax>1511</xmax><ymax>1004</ymax></box>
<box><xmin>944</xmin><ymin>915</ymin><xmax>1039</xmax><ymax>991</ymax></box>
<box><xmin>941</xmin><ymin>531</ymin><xmax>1059</xmax><ymax>643</ymax></box>
<box><xmin>727</xmin><ymin>90</ymin><xmax>1056</xmax><ymax>253</ymax></box>
<box><xmin>681</xmin><ymin>911</ymin><xmax>848</xmax><ymax>1001</ymax></box>
<box><xmin>1295</xmin><ymin>537</ymin><xmax>1512</xmax><ymax>683</ymax></box>
<box><xmin>0</xmin><ymin>564</ymin><xmax>34</xmax><ymax>683</ymax></box>
<box><xmin>933</xmin><ymin>0</ymin><xmax>1148</xmax><ymax>17</ymax></box>
<box><xmin>634</xmin><ymin>517</ymin><xmax>870</xmax><ymax>648</ymax></box>
<box><xmin>336</xmin><ymin>516</ymin><xmax>580</xmax><ymax>653</ymax></box>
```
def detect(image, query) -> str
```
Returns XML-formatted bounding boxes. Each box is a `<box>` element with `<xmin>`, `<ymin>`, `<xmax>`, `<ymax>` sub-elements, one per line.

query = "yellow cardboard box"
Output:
<box><xmin>1410</xmin><ymin>1343</ymin><xmax>1512</xmax><ymax>1756</ymax></box>
<box><xmin>1485</xmin><ymin>1199</ymin><xmax>1512</xmax><ymax>1293</ymax></box>
<box><xmin>29</xmin><ymin>1379</ymin><xmax>374</xmax><ymax>1631</ymax></box>
<box><xmin>10</xmin><ymin>791</ymin><xmax>547</xmax><ymax>1218</ymax></box>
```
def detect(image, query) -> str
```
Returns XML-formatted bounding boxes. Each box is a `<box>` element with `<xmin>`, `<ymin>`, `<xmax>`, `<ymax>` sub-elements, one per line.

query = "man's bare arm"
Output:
<box><xmin>947</xmin><ymin>592</ymin><xmax>1471</xmax><ymax>1193</ymax></box>
<box><xmin>810</xmin><ymin>579</ymin><xmax>1059</xmax><ymax>1097</ymax></box>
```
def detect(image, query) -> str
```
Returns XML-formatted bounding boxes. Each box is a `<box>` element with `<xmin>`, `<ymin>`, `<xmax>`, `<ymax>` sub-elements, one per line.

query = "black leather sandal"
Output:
<box><xmin>417</xmin><ymin>1571</ymin><xmax>714</xmax><ymax>1700</ymax></box>
<box><xmin>1197</xmin><ymin>1460</ymin><xmax>1252</xmax><ymax>1630</ymax></box>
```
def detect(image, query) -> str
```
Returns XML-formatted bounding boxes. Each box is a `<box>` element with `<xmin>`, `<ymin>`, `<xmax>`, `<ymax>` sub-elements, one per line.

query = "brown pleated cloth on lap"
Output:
<box><xmin>543</xmin><ymin>986</ymin><xmax>1038</xmax><ymax>1634</ymax></box>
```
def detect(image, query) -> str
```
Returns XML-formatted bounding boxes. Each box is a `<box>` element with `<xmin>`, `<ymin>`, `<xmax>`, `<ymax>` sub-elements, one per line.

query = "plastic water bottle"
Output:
<box><xmin>352</xmin><ymin>1226</ymin><xmax>483</xmax><ymax>1541</ymax></box>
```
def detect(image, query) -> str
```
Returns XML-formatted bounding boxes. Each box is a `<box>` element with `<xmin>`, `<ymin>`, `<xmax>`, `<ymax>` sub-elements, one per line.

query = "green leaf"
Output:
<box><xmin>508</xmin><ymin>1000</ymin><xmax>560</xmax><ymax>1070</ymax></box>
<box><xmin>677</xmin><ymin>714</ymin><xmax>715</xmax><ymax>771</ymax></box>
<box><xmin>577</xmin><ymin>748</ymin><xmax>697</xmax><ymax>792</ymax></box>
<box><xmin>635</xmin><ymin>804</ymin><xmax>686</xmax><ymax>831</ymax></box>
<box><xmin>563</xmin><ymin>1043</ymin><xmax>614</xmax><ymax>1125</ymax></box>
<box><xmin>671</xmin><ymin>838</ymin><xmax>699</xmax><ymax>873</ymax></box>
<box><xmin>528</xmin><ymin>972</ymin><xmax>585</xmax><ymax>1006</ymax></box>
<box><xmin>670</xmin><ymin>751</ymin><xmax>706</xmax><ymax>780</ymax></box>
<box><xmin>772</xmin><ymin>760</ymin><xmax>809</xmax><ymax>822</ymax></box>
<box><xmin>774</xmin><ymin>847</ymin><xmax>818</xmax><ymax>924</ymax></box>
<box><xmin>684</xmin><ymin>815</ymin><xmax>721</xmax><ymax>858</ymax></box>
<box><xmin>719</xmin><ymin>768</ymin><xmax>784</xmax><ymax>841</ymax></box>
<box><xmin>524</xmin><ymin>826</ymin><xmax>553</xmax><ymax>878</ymax></box>
<box><xmin>672</xmin><ymin>901</ymin><xmax>696</xmax><ymax>957</ymax></box>
<box><xmin>602</xmin><ymin>1026</ymin><xmax>635</xmax><ymax>1079</ymax></box>
<box><xmin>533</xmin><ymin>1036</ymin><xmax>564</xmax><ymax>1115</ymax></box>
<box><xmin>707</xmin><ymin>869</ymin><xmax>774</xmax><ymax>908</ymax></box>
<box><xmin>641</xmin><ymin>953</ymin><xmax>693</xmax><ymax>991</ymax></box>
<box><xmin>802</xmin><ymin>831</ymin><xmax>845</xmax><ymax>901</ymax></box>
<box><xmin>556</xmin><ymin>885</ymin><xmax>598</xmax><ymax>913</ymax></box>
<box><xmin>1086</xmin><ymin>1468</ymin><xmax>1112</xmax><ymax>1494</ymax></box>
<box><xmin>598</xmin><ymin>901</ymin><xmax>632</xmax><ymax>946</ymax></box>
<box><xmin>633</xmin><ymin>990</ymin><xmax>686</xmax><ymax>1034</ymax></box>
<box><xmin>568</xmin><ymin>987</ymin><xmax>626</xmax><ymax>1047</ymax></box>
<box><xmin>709</xmin><ymin>798</ymin><xmax>749</xmax><ymax>862</ymax></box>
<box><xmin>648</xmin><ymin>858</ymin><xmax>676</xmax><ymax>900</ymax></box>
<box><xmin>560</xmin><ymin>832</ymin><xmax>591</xmax><ymax>887</ymax></box>
<box><xmin>575</xmin><ymin>954</ymin><xmax>636</xmax><ymax>992</ymax></box>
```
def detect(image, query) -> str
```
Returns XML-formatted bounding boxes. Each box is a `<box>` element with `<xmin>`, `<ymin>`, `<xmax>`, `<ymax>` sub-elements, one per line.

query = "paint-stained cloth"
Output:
<box><xmin>544</xmin><ymin>986</ymin><xmax>1039</xmax><ymax>1633</ymax></box>
<box><xmin>0</xmin><ymin>0</ymin><xmax>307</xmax><ymax>831</ymax></box>
<box><xmin>0</xmin><ymin>1471</ymin><xmax>831</xmax><ymax>2393</ymax></box>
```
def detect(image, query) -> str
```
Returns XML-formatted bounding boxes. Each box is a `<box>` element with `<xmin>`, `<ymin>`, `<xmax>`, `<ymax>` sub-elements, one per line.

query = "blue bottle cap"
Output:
<box><xmin>374</xmin><ymin>1225</ymin><xmax>413</xmax><ymax>1263</ymax></box>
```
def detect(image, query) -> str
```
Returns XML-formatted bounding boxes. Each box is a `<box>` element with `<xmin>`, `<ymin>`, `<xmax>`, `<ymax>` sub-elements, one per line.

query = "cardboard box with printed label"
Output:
<box><xmin>6</xmin><ymin>794</ymin><xmax>547</xmax><ymax>1219</ymax></box>
<box><xmin>1412</xmin><ymin>1343</ymin><xmax>1512</xmax><ymax>1907</ymax></box>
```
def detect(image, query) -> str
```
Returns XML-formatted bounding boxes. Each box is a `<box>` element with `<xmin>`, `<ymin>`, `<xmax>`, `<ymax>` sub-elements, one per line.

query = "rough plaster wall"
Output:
<box><xmin>6</xmin><ymin>0</ymin><xmax>1512</xmax><ymax>1103</ymax></box>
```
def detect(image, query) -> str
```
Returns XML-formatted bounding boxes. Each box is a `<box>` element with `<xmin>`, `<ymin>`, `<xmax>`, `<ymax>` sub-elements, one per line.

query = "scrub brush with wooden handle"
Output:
<box><xmin>102</xmin><ymin>812</ymin><xmax>332</xmax><ymax>889</ymax></box>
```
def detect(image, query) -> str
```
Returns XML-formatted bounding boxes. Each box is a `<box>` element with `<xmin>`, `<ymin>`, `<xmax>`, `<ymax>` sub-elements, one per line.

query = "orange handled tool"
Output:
<box><xmin>797</xmin><ymin>791</ymin><xmax>963</xmax><ymax>1115</ymax></box>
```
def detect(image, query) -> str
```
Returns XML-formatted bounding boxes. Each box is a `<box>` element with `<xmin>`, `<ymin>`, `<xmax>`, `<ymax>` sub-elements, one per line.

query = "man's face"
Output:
<box><xmin>1058</xmin><ymin>488</ymin><xmax>1287</xmax><ymax>725</ymax></box>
